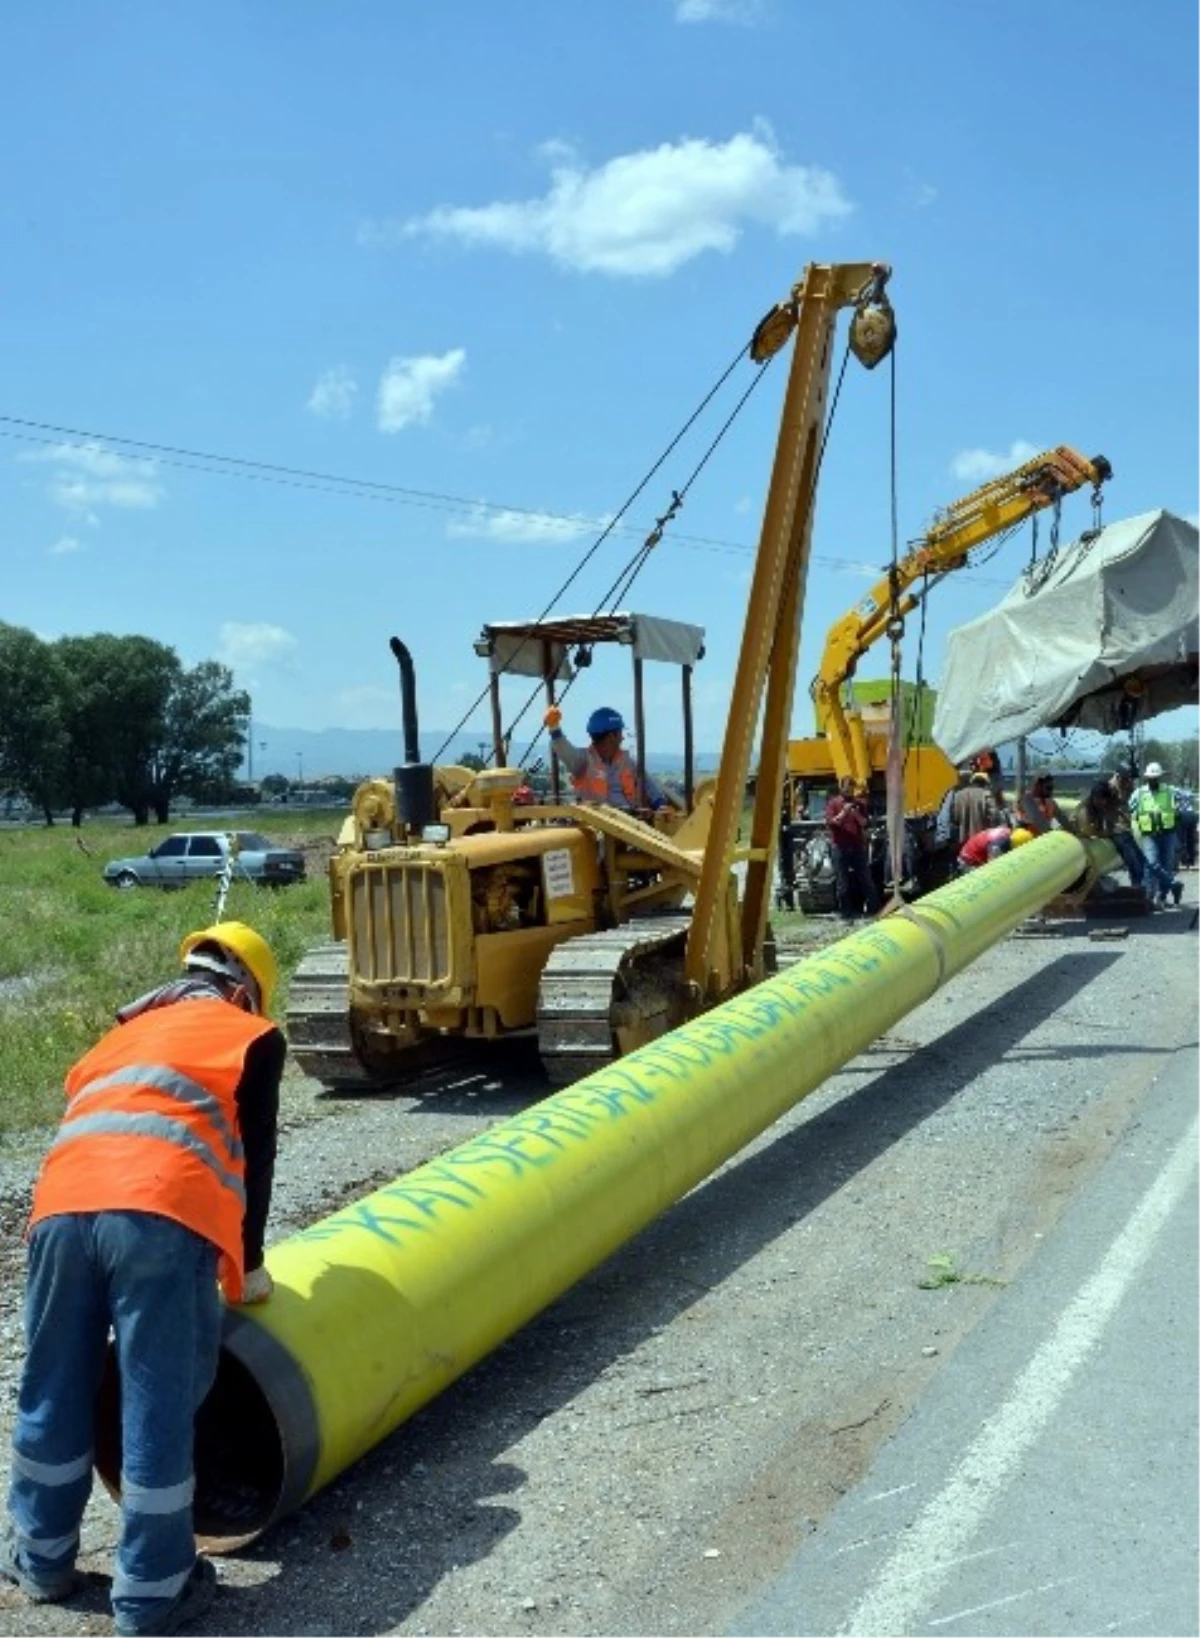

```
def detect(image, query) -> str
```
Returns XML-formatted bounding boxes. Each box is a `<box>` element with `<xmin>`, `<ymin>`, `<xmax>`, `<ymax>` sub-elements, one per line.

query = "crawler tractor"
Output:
<box><xmin>287</xmin><ymin>261</ymin><xmax>899</xmax><ymax>1090</ymax></box>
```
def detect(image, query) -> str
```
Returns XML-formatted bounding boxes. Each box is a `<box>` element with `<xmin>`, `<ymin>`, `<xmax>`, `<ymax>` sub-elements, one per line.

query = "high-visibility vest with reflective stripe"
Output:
<box><xmin>1131</xmin><ymin>786</ymin><xmax>1176</xmax><ymax>834</ymax></box>
<box><xmin>31</xmin><ymin>998</ymin><xmax>274</xmax><ymax>1301</ymax></box>
<box><xmin>571</xmin><ymin>747</ymin><xmax>639</xmax><ymax>806</ymax></box>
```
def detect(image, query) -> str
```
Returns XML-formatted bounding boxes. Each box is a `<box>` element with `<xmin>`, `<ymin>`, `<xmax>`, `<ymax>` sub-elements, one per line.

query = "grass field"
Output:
<box><xmin>0</xmin><ymin>803</ymin><xmax>824</xmax><ymax>1138</ymax></box>
<box><xmin>0</xmin><ymin>810</ymin><xmax>341</xmax><ymax>1135</ymax></box>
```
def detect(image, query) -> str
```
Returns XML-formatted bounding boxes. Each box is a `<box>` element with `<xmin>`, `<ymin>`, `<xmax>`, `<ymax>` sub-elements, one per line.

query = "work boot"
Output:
<box><xmin>0</xmin><ymin>1526</ymin><xmax>78</xmax><ymax>1604</ymax></box>
<box><xmin>115</xmin><ymin>1556</ymin><xmax>218</xmax><ymax>1637</ymax></box>
<box><xmin>1171</xmin><ymin>880</ymin><xmax>1184</xmax><ymax>905</ymax></box>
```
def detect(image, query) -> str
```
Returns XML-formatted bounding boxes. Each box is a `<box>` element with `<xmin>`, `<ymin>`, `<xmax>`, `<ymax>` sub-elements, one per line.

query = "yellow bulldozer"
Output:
<box><xmin>287</xmin><ymin>260</ymin><xmax>900</xmax><ymax>1090</ymax></box>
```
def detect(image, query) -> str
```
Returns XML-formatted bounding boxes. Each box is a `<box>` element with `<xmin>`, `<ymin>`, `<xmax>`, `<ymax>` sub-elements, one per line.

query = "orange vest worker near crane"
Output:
<box><xmin>3</xmin><ymin>921</ymin><xmax>285</xmax><ymax>1638</ymax></box>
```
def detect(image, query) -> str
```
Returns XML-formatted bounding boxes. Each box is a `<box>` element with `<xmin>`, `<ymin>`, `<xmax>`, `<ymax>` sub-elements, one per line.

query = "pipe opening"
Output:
<box><xmin>95</xmin><ymin>1317</ymin><xmax>319</xmax><ymax>1554</ymax></box>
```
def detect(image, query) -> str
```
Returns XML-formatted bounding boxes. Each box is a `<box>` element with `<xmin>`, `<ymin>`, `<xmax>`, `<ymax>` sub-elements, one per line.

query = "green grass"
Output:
<box><xmin>916</xmin><ymin>1251</ymin><xmax>1006</xmax><ymax>1290</ymax></box>
<box><xmin>0</xmin><ymin>811</ymin><xmax>339</xmax><ymax>1136</ymax></box>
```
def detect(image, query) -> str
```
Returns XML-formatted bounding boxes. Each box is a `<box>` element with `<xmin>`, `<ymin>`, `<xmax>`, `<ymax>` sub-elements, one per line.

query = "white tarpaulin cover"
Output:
<box><xmin>933</xmin><ymin>509</ymin><xmax>1199</xmax><ymax>761</ymax></box>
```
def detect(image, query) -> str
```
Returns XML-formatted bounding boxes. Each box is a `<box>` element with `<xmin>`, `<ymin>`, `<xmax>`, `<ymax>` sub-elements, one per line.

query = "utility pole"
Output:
<box><xmin>247</xmin><ymin>708</ymin><xmax>254</xmax><ymax>783</ymax></box>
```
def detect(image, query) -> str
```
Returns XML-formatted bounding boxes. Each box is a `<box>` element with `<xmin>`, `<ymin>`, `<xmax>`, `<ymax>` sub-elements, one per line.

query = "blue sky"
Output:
<box><xmin>2</xmin><ymin>0</ymin><xmax>1196</xmax><ymax>763</ymax></box>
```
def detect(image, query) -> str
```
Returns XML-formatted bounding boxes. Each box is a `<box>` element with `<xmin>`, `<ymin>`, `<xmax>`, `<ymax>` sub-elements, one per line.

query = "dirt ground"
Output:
<box><xmin>0</xmin><ymin>891</ymin><xmax>1195</xmax><ymax>1637</ymax></box>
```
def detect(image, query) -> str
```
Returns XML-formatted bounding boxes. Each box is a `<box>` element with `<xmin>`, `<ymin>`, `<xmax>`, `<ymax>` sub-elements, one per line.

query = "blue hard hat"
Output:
<box><xmin>586</xmin><ymin>706</ymin><xmax>625</xmax><ymax>738</ymax></box>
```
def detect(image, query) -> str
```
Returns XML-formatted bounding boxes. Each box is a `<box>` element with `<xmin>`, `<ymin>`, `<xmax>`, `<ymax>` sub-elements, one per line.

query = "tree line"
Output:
<box><xmin>0</xmin><ymin>623</ymin><xmax>249</xmax><ymax>827</ymax></box>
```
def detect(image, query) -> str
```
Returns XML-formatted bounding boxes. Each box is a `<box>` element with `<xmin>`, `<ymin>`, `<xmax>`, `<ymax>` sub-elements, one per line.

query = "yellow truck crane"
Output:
<box><xmin>286</xmin><ymin>261</ymin><xmax>897</xmax><ymax>1090</ymax></box>
<box><xmin>779</xmin><ymin>445</ymin><xmax>1112</xmax><ymax>911</ymax></box>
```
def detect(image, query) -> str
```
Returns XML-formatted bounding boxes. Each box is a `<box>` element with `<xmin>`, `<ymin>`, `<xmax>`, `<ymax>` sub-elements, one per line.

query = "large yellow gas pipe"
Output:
<box><xmin>100</xmin><ymin>832</ymin><xmax>1112</xmax><ymax>1545</ymax></box>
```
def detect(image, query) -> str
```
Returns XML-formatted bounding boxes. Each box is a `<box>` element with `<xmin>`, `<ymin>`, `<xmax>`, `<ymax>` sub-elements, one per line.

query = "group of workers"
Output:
<box><xmin>942</xmin><ymin>755</ymin><xmax>1191</xmax><ymax>910</ymax></box>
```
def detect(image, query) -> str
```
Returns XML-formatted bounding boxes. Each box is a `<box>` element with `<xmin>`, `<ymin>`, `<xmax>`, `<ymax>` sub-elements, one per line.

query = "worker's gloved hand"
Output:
<box><xmin>544</xmin><ymin>707</ymin><xmax>562</xmax><ymax>732</ymax></box>
<box><xmin>239</xmin><ymin>1265</ymin><xmax>274</xmax><ymax>1305</ymax></box>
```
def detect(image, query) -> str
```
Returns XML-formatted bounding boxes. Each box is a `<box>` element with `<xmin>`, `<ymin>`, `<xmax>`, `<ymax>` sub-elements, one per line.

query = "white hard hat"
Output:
<box><xmin>1144</xmin><ymin>762</ymin><xmax>1164</xmax><ymax>778</ymax></box>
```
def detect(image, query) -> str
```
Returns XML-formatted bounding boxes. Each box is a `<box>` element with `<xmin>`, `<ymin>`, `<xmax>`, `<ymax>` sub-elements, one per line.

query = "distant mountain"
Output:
<box><xmin>246</xmin><ymin>724</ymin><xmax>719</xmax><ymax>782</ymax></box>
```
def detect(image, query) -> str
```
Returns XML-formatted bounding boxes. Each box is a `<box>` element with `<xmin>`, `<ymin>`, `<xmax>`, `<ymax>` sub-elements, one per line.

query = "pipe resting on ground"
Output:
<box><xmin>94</xmin><ymin>831</ymin><xmax>1113</xmax><ymax>1547</ymax></box>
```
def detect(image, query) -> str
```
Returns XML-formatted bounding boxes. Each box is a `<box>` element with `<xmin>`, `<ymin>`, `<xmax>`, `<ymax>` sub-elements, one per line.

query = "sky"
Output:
<box><xmin>2</xmin><ymin>0</ymin><xmax>1196</xmax><ymax>769</ymax></box>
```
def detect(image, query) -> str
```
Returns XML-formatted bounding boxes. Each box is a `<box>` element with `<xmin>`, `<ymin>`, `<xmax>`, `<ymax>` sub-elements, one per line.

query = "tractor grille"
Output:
<box><xmin>347</xmin><ymin>860</ymin><xmax>451</xmax><ymax>987</ymax></box>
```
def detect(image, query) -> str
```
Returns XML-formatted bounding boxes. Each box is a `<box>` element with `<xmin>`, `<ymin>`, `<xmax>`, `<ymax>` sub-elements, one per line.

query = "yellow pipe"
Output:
<box><xmin>99</xmin><ymin>831</ymin><xmax>1111</xmax><ymax>1545</ymax></box>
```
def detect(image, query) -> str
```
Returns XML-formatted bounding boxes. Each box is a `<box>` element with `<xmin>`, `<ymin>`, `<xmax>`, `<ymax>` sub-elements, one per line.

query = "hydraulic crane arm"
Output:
<box><xmin>813</xmin><ymin>446</ymin><xmax>1113</xmax><ymax>783</ymax></box>
<box><xmin>684</xmin><ymin>261</ymin><xmax>896</xmax><ymax>1001</ymax></box>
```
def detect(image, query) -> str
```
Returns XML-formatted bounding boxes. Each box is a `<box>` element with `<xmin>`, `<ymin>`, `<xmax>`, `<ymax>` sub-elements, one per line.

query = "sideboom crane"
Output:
<box><xmin>685</xmin><ymin>260</ymin><xmax>896</xmax><ymax>1000</ymax></box>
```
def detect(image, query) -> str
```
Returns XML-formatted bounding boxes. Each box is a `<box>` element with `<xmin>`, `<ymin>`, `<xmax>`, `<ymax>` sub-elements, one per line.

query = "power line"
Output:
<box><xmin>0</xmin><ymin>412</ymin><xmax>1015</xmax><ymax>585</ymax></box>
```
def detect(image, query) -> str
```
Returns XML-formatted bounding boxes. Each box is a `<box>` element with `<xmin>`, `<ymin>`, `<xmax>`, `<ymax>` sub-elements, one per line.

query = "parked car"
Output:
<box><xmin>103</xmin><ymin>831</ymin><xmax>306</xmax><ymax>891</ymax></box>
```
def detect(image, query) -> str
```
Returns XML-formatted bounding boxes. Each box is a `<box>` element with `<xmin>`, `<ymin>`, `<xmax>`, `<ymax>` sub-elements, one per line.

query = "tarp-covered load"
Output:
<box><xmin>933</xmin><ymin>509</ymin><xmax>1198</xmax><ymax>762</ymax></box>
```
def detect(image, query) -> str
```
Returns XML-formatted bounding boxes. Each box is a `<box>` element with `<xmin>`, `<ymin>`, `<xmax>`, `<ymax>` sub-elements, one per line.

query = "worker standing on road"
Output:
<box><xmin>949</xmin><ymin>769</ymin><xmax>1002</xmax><ymax>845</ymax></box>
<box><xmin>957</xmin><ymin>824</ymin><xmax>1034</xmax><ymax>873</ymax></box>
<box><xmin>1018</xmin><ymin>771</ymin><xmax>1067</xmax><ymax>834</ymax></box>
<box><xmin>2</xmin><ymin>922</ymin><xmax>285</xmax><ymax>1638</ymax></box>
<box><xmin>1130</xmin><ymin>762</ymin><xmax>1184</xmax><ymax>908</ymax></box>
<box><xmin>825</xmin><ymin>777</ymin><xmax>880</xmax><ymax>920</ymax></box>
<box><xmin>544</xmin><ymin>705</ymin><xmax>669</xmax><ymax>811</ymax></box>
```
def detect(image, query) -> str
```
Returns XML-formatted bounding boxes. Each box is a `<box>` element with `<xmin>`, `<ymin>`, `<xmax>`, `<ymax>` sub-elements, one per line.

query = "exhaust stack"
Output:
<box><xmin>389</xmin><ymin>635</ymin><xmax>434</xmax><ymax>835</ymax></box>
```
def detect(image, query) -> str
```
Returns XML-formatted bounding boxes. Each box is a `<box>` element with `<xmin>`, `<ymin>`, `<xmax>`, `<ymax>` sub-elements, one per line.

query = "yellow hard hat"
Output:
<box><xmin>1010</xmin><ymin>827</ymin><xmax>1035</xmax><ymax>848</ymax></box>
<box><xmin>180</xmin><ymin>920</ymin><xmax>278</xmax><ymax>1013</ymax></box>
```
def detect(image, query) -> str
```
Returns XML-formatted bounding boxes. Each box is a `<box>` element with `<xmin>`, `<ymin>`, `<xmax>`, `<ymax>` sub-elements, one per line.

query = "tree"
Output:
<box><xmin>0</xmin><ymin>625</ymin><xmax>69</xmax><ymax>824</ymax></box>
<box><xmin>52</xmin><ymin>634</ymin><xmax>133</xmax><ymax>825</ymax></box>
<box><xmin>106</xmin><ymin>637</ymin><xmax>183</xmax><ymax>825</ymax></box>
<box><xmin>144</xmin><ymin>659</ymin><xmax>249</xmax><ymax>823</ymax></box>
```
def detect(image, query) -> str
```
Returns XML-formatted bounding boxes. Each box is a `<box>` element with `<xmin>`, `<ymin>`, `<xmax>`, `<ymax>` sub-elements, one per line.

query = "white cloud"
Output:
<box><xmin>308</xmin><ymin>365</ymin><xmax>358</xmax><ymax>419</ymax></box>
<box><xmin>445</xmin><ymin>504</ymin><xmax>605</xmax><ymax>546</ymax></box>
<box><xmin>21</xmin><ymin>441</ymin><xmax>163</xmax><ymax>512</ymax></box>
<box><xmin>368</xmin><ymin>123</ymin><xmax>851</xmax><ymax>278</ymax></box>
<box><xmin>48</xmin><ymin>535</ymin><xmax>83</xmax><ymax>555</ymax></box>
<box><xmin>675</xmin><ymin>0</ymin><xmax>767</xmax><ymax>22</ymax></box>
<box><xmin>949</xmin><ymin>440</ymin><xmax>1042</xmax><ymax>484</ymax></box>
<box><xmin>377</xmin><ymin>349</ymin><xmax>466</xmax><ymax>432</ymax></box>
<box><xmin>216</xmin><ymin>622</ymin><xmax>299</xmax><ymax>680</ymax></box>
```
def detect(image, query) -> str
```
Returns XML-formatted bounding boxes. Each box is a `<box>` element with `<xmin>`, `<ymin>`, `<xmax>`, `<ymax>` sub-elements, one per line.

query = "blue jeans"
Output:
<box><xmin>1112</xmin><ymin>830</ymin><xmax>1146</xmax><ymax>893</ymax></box>
<box><xmin>1139</xmin><ymin>829</ymin><xmax>1179</xmax><ymax>902</ymax></box>
<box><xmin>7</xmin><ymin>1212</ymin><xmax>220</xmax><ymax>1633</ymax></box>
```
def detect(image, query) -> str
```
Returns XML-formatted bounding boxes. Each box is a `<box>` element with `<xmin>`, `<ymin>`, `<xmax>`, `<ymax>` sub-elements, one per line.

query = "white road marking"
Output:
<box><xmin>842</xmin><ymin>1115</ymin><xmax>1199</xmax><ymax>1637</ymax></box>
<box><xmin>862</xmin><ymin>1483</ymin><xmax>917</xmax><ymax>1505</ymax></box>
<box><xmin>927</xmin><ymin>1575</ymin><xmax>1081</xmax><ymax>1626</ymax></box>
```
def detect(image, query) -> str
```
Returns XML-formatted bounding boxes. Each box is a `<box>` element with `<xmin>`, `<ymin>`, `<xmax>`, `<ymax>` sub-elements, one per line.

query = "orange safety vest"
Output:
<box><xmin>30</xmin><ymin>997</ymin><xmax>275</xmax><ymax>1301</ymax></box>
<box><xmin>571</xmin><ymin>747</ymin><xmax>640</xmax><ymax>806</ymax></box>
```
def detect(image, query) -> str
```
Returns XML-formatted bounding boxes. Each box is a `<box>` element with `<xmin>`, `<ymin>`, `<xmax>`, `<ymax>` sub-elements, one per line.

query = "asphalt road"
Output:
<box><xmin>729</xmin><ymin>1044</ymin><xmax>1199</xmax><ymax>1638</ymax></box>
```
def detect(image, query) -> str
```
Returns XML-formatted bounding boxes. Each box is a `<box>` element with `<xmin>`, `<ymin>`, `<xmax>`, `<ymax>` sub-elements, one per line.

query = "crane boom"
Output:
<box><xmin>684</xmin><ymin>260</ymin><xmax>896</xmax><ymax>1000</ymax></box>
<box><xmin>812</xmin><ymin>446</ymin><xmax>1113</xmax><ymax>785</ymax></box>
